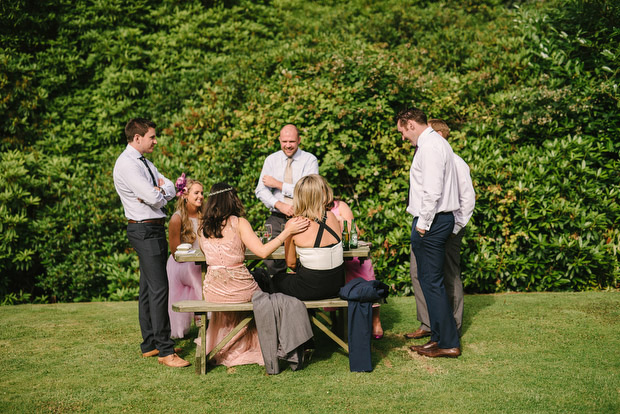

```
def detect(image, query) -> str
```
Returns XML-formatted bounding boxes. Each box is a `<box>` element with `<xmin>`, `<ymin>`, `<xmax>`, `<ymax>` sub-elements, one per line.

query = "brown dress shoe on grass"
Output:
<box><xmin>417</xmin><ymin>347</ymin><xmax>461</xmax><ymax>358</ymax></box>
<box><xmin>409</xmin><ymin>340</ymin><xmax>438</xmax><ymax>353</ymax></box>
<box><xmin>158</xmin><ymin>353</ymin><xmax>190</xmax><ymax>367</ymax></box>
<box><xmin>142</xmin><ymin>348</ymin><xmax>183</xmax><ymax>358</ymax></box>
<box><xmin>404</xmin><ymin>327</ymin><xmax>431</xmax><ymax>340</ymax></box>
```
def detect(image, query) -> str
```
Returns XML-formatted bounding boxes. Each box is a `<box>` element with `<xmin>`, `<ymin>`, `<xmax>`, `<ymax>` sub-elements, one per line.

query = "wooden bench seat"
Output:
<box><xmin>172</xmin><ymin>298</ymin><xmax>349</xmax><ymax>374</ymax></box>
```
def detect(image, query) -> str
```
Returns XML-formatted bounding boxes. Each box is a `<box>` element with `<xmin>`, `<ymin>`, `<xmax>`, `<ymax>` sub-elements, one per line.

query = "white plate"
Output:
<box><xmin>177</xmin><ymin>243</ymin><xmax>192</xmax><ymax>251</ymax></box>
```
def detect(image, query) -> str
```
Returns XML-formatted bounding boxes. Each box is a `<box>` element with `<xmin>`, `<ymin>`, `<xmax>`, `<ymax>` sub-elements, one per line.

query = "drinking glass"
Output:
<box><xmin>264</xmin><ymin>224</ymin><xmax>272</xmax><ymax>241</ymax></box>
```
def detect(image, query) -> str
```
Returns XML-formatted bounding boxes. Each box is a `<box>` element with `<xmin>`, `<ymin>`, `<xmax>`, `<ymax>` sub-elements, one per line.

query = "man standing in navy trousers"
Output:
<box><xmin>396</xmin><ymin>108</ymin><xmax>462</xmax><ymax>358</ymax></box>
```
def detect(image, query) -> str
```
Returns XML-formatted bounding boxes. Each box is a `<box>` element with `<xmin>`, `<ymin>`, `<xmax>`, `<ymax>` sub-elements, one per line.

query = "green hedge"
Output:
<box><xmin>1</xmin><ymin>0</ymin><xmax>618</xmax><ymax>303</ymax></box>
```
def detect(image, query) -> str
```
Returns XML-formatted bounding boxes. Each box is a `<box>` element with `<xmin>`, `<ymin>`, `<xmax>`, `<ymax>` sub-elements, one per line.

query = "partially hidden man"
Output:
<box><xmin>396</xmin><ymin>108</ymin><xmax>462</xmax><ymax>358</ymax></box>
<box><xmin>113</xmin><ymin>118</ymin><xmax>190</xmax><ymax>368</ymax></box>
<box><xmin>255</xmin><ymin>124</ymin><xmax>319</xmax><ymax>275</ymax></box>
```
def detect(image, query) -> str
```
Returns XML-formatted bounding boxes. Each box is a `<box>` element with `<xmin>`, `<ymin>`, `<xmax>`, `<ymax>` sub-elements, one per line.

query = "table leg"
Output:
<box><xmin>198</xmin><ymin>313</ymin><xmax>207</xmax><ymax>375</ymax></box>
<box><xmin>311</xmin><ymin>315</ymin><xmax>349</xmax><ymax>353</ymax></box>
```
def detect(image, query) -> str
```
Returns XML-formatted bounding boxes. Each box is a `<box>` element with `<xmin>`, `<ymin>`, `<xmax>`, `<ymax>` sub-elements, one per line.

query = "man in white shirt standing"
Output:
<box><xmin>113</xmin><ymin>118</ymin><xmax>189</xmax><ymax>368</ymax></box>
<box><xmin>396</xmin><ymin>108</ymin><xmax>462</xmax><ymax>358</ymax></box>
<box><xmin>405</xmin><ymin>119</ymin><xmax>475</xmax><ymax>341</ymax></box>
<box><xmin>255</xmin><ymin>124</ymin><xmax>319</xmax><ymax>275</ymax></box>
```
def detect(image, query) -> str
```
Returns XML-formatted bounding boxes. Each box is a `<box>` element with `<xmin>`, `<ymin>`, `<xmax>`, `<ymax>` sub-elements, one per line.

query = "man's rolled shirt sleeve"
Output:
<box><xmin>255</xmin><ymin>163</ymin><xmax>279</xmax><ymax>210</ymax></box>
<box><xmin>120</xmin><ymin>159</ymin><xmax>167</xmax><ymax>209</ymax></box>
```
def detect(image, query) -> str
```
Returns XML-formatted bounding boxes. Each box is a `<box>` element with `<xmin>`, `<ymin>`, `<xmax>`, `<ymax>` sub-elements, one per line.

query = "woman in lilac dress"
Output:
<box><xmin>166</xmin><ymin>176</ymin><xmax>204</xmax><ymax>339</ymax></box>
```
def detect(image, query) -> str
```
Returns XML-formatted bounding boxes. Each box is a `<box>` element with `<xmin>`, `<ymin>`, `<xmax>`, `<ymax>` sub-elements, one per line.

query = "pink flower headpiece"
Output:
<box><xmin>175</xmin><ymin>173</ymin><xmax>187</xmax><ymax>197</ymax></box>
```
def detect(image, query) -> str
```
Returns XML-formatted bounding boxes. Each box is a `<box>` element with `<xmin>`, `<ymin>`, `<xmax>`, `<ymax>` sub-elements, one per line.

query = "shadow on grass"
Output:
<box><xmin>171</xmin><ymin>315</ymin><xmax>351</xmax><ymax>374</ymax></box>
<box><xmin>170</xmin><ymin>296</ymin><xmax>496</xmax><ymax>374</ymax></box>
<box><xmin>461</xmin><ymin>294</ymin><xmax>496</xmax><ymax>336</ymax></box>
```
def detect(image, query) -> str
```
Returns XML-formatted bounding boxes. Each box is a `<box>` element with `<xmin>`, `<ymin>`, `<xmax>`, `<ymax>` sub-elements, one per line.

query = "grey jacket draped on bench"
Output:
<box><xmin>252</xmin><ymin>291</ymin><xmax>313</xmax><ymax>374</ymax></box>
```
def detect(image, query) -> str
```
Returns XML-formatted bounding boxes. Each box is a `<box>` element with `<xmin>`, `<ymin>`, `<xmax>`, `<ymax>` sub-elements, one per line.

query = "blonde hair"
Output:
<box><xmin>429</xmin><ymin>118</ymin><xmax>450</xmax><ymax>139</ymax></box>
<box><xmin>294</xmin><ymin>174</ymin><xmax>333</xmax><ymax>221</ymax></box>
<box><xmin>174</xmin><ymin>179</ymin><xmax>203</xmax><ymax>244</ymax></box>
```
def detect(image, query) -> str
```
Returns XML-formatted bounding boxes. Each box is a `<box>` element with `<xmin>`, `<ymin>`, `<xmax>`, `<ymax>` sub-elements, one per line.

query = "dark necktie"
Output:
<box><xmin>139</xmin><ymin>156</ymin><xmax>167</xmax><ymax>215</ymax></box>
<box><xmin>139</xmin><ymin>156</ymin><xmax>157</xmax><ymax>186</ymax></box>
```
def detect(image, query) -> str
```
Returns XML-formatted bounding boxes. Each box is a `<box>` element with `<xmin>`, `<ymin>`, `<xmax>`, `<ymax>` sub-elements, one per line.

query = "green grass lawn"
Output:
<box><xmin>1</xmin><ymin>292</ymin><xmax>618</xmax><ymax>413</ymax></box>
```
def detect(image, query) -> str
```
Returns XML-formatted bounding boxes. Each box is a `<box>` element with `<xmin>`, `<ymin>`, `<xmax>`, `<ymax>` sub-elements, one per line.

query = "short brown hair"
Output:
<box><xmin>395</xmin><ymin>107</ymin><xmax>427</xmax><ymax>127</ymax></box>
<box><xmin>125</xmin><ymin>118</ymin><xmax>156</xmax><ymax>143</ymax></box>
<box><xmin>429</xmin><ymin>118</ymin><xmax>450</xmax><ymax>139</ymax></box>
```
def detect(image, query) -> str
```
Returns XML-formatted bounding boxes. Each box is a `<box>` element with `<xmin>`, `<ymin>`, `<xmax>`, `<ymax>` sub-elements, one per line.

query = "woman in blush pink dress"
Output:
<box><xmin>198</xmin><ymin>182</ymin><xmax>309</xmax><ymax>367</ymax></box>
<box><xmin>329</xmin><ymin>197</ymin><xmax>384</xmax><ymax>339</ymax></box>
<box><xmin>166</xmin><ymin>175</ymin><xmax>204</xmax><ymax>339</ymax></box>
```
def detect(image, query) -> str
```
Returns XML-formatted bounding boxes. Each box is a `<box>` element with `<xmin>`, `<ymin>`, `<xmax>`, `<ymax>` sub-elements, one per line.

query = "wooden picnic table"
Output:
<box><xmin>173</xmin><ymin>242</ymin><xmax>372</xmax><ymax>374</ymax></box>
<box><xmin>174</xmin><ymin>242</ymin><xmax>371</xmax><ymax>264</ymax></box>
<box><xmin>174</xmin><ymin>241</ymin><xmax>371</xmax><ymax>284</ymax></box>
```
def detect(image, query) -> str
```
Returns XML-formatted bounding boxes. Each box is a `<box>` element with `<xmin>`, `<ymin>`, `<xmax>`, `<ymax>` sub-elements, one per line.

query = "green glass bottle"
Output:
<box><xmin>350</xmin><ymin>219</ymin><xmax>358</xmax><ymax>249</ymax></box>
<box><xmin>342</xmin><ymin>220</ymin><xmax>350</xmax><ymax>251</ymax></box>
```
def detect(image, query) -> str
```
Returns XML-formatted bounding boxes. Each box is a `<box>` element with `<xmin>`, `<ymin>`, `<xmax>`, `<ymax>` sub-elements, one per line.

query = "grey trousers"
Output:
<box><xmin>410</xmin><ymin>228</ymin><xmax>465</xmax><ymax>332</ymax></box>
<box><xmin>127</xmin><ymin>222</ymin><xmax>175</xmax><ymax>356</ymax></box>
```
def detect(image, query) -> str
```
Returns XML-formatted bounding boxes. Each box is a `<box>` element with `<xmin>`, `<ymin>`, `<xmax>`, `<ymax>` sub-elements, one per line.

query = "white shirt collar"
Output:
<box><xmin>417</xmin><ymin>126</ymin><xmax>435</xmax><ymax>147</ymax></box>
<box><xmin>125</xmin><ymin>144</ymin><xmax>143</xmax><ymax>159</ymax></box>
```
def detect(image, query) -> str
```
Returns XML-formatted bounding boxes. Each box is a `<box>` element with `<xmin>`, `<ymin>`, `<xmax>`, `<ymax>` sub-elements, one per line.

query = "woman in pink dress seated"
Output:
<box><xmin>198</xmin><ymin>182</ymin><xmax>309</xmax><ymax>367</ymax></box>
<box><xmin>166</xmin><ymin>175</ymin><xmax>204</xmax><ymax>339</ymax></box>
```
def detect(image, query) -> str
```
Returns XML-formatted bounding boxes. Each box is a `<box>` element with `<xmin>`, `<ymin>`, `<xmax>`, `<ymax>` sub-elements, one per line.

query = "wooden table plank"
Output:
<box><xmin>174</xmin><ymin>243</ymin><xmax>370</xmax><ymax>263</ymax></box>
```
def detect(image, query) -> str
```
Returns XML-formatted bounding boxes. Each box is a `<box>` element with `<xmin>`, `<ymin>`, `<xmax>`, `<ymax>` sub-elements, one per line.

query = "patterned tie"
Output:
<box><xmin>139</xmin><ymin>156</ymin><xmax>157</xmax><ymax>186</ymax></box>
<box><xmin>283</xmin><ymin>157</ymin><xmax>294</xmax><ymax>205</ymax></box>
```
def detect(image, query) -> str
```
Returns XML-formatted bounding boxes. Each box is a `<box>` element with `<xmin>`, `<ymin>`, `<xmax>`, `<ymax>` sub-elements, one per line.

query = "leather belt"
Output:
<box><xmin>128</xmin><ymin>218</ymin><xmax>165</xmax><ymax>225</ymax></box>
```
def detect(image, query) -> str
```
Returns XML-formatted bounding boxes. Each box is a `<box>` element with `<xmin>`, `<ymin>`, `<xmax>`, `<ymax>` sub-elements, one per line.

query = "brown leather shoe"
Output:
<box><xmin>409</xmin><ymin>340</ymin><xmax>438</xmax><ymax>352</ymax></box>
<box><xmin>142</xmin><ymin>348</ymin><xmax>182</xmax><ymax>358</ymax></box>
<box><xmin>158</xmin><ymin>353</ymin><xmax>190</xmax><ymax>367</ymax></box>
<box><xmin>404</xmin><ymin>327</ymin><xmax>431</xmax><ymax>339</ymax></box>
<box><xmin>417</xmin><ymin>347</ymin><xmax>461</xmax><ymax>358</ymax></box>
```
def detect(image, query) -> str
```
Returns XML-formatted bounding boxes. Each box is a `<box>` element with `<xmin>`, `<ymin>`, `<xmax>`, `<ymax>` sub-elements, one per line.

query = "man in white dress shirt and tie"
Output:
<box><xmin>255</xmin><ymin>124</ymin><xmax>319</xmax><ymax>275</ymax></box>
<box><xmin>405</xmin><ymin>118</ymin><xmax>475</xmax><ymax>341</ymax></box>
<box><xmin>396</xmin><ymin>108</ymin><xmax>462</xmax><ymax>358</ymax></box>
<box><xmin>113</xmin><ymin>118</ymin><xmax>189</xmax><ymax>368</ymax></box>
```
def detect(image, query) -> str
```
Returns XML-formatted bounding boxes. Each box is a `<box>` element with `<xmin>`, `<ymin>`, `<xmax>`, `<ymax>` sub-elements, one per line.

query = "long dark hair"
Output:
<box><xmin>200</xmin><ymin>182</ymin><xmax>245</xmax><ymax>238</ymax></box>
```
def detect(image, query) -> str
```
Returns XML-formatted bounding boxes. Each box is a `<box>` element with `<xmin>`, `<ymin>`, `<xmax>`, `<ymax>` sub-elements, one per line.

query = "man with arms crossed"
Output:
<box><xmin>255</xmin><ymin>124</ymin><xmax>319</xmax><ymax>276</ymax></box>
<box><xmin>396</xmin><ymin>108</ymin><xmax>462</xmax><ymax>358</ymax></box>
<box><xmin>405</xmin><ymin>119</ymin><xmax>475</xmax><ymax>341</ymax></box>
<box><xmin>113</xmin><ymin>118</ymin><xmax>189</xmax><ymax>368</ymax></box>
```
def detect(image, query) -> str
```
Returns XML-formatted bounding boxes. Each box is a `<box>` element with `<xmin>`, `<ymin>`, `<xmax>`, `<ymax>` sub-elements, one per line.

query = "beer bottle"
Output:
<box><xmin>350</xmin><ymin>219</ymin><xmax>358</xmax><ymax>249</ymax></box>
<box><xmin>342</xmin><ymin>220</ymin><xmax>350</xmax><ymax>251</ymax></box>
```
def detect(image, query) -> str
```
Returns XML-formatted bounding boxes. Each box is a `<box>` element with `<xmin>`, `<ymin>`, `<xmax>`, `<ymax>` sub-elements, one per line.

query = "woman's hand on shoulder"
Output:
<box><xmin>285</xmin><ymin>216</ymin><xmax>310</xmax><ymax>236</ymax></box>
